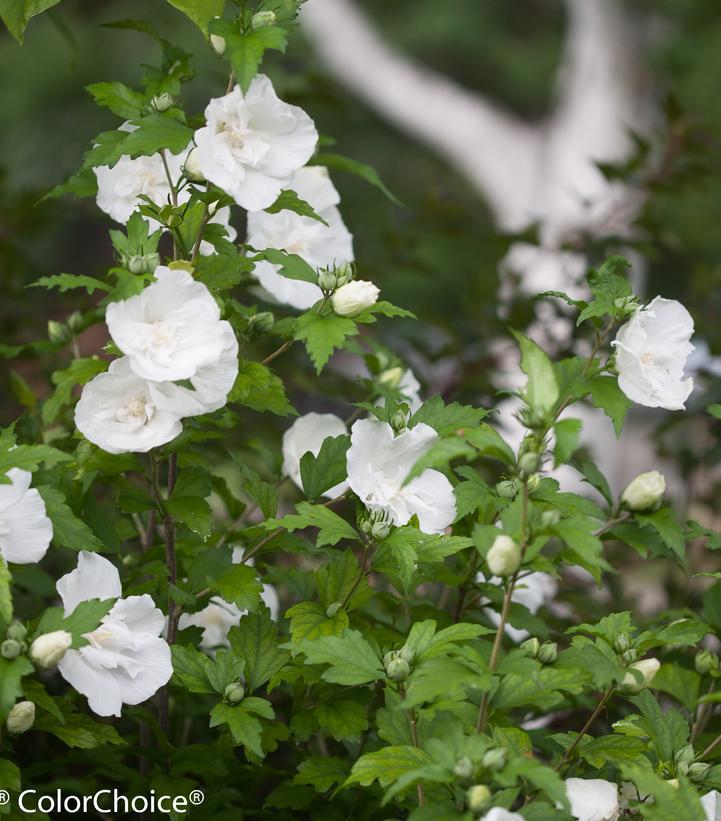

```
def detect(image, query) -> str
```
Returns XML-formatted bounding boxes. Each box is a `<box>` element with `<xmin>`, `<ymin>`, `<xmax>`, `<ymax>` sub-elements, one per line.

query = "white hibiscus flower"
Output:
<box><xmin>193</xmin><ymin>76</ymin><xmax>318</xmax><ymax>211</ymax></box>
<box><xmin>74</xmin><ymin>357</ymin><xmax>185</xmax><ymax>454</ymax></box>
<box><xmin>282</xmin><ymin>412</ymin><xmax>348</xmax><ymax>498</ymax></box>
<box><xmin>56</xmin><ymin>551</ymin><xmax>172</xmax><ymax>717</ymax></box>
<box><xmin>346</xmin><ymin>418</ymin><xmax>455</xmax><ymax>534</ymax></box>
<box><xmin>0</xmin><ymin>468</ymin><xmax>52</xmax><ymax>564</ymax></box>
<box><xmin>612</xmin><ymin>297</ymin><xmax>694</xmax><ymax>411</ymax></box>
<box><xmin>562</xmin><ymin>778</ymin><xmax>619</xmax><ymax>821</ymax></box>
<box><xmin>247</xmin><ymin>165</ymin><xmax>353</xmax><ymax>310</ymax></box>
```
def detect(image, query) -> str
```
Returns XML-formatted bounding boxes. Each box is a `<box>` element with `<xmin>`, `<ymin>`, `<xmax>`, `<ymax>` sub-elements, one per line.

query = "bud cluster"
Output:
<box><xmin>383</xmin><ymin>645</ymin><xmax>414</xmax><ymax>682</ymax></box>
<box><xmin>359</xmin><ymin>508</ymin><xmax>394</xmax><ymax>542</ymax></box>
<box><xmin>520</xmin><ymin>637</ymin><xmax>557</xmax><ymax>664</ymax></box>
<box><xmin>674</xmin><ymin>744</ymin><xmax>711</xmax><ymax>782</ymax></box>
<box><xmin>317</xmin><ymin>262</ymin><xmax>354</xmax><ymax>294</ymax></box>
<box><xmin>695</xmin><ymin>649</ymin><xmax>720</xmax><ymax>676</ymax></box>
<box><xmin>1</xmin><ymin>620</ymin><xmax>28</xmax><ymax>660</ymax></box>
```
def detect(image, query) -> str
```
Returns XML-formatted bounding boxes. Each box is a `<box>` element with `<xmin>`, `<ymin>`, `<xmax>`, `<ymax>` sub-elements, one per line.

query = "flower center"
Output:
<box><xmin>149</xmin><ymin>320</ymin><xmax>177</xmax><ymax>348</ymax></box>
<box><xmin>116</xmin><ymin>394</ymin><xmax>155</xmax><ymax>426</ymax></box>
<box><xmin>86</xmin><ymin>625</ymin><xmax>114</xmax><ymax>647</ymax></box>
<box><xmin>640</xmin><ymin>351</ymin><xmax>655</xmax><ymax>365</ymax></box>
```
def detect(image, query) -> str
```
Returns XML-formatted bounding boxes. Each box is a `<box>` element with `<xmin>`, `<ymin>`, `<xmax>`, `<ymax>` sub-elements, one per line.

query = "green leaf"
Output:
<box><xmin>294</xmin><ymin>311</ymin><xmax>358</xmax><ymax>373</ymax></box>
<box><xmin>299</xmin><ymin>434</ymin><xmax>350</xmax><ymax>500</ymax></box>
<box><xmin>294</xmin><ymin>756</ymin><xmax>349</xmax><ymax>793</ymax></box>
<box><xmin>315</xmin><ymin>698</ymin><xmax>368</xmax><ymax>742</ymax></box>
<box><xmin>210</xmin><ymin>701</ymin><xmax>267</xmax><ymax>757</ymax></box>
<box><xmin>228</xmin><ymin>611</ymin><xmax>290</xmax><ymax>692</ymax></box>
<box><xmin>410</xmin><ymin>395</ymin><xmax>488</xmax><ymax>436</ymax></box>
<box><xmin>636</xmin><ymin>508</ymin><xmax>686</xmax><ymax>562</ymax></box>
<box><xmin>578</xmin><ymin>734</ymin><xmax>647</xmax><ymax>768</ymax></box>
<box><xmin>166</xmin><ymin>0</ymin><xmax>224</xmax><ymax>34</ymax></box>
<box><xmin>405</xmin><ymin>437</ymin><xmax>474</xmax><ymax>484</ymax></box>
<box><xmin>577</xmin><ymin>256</ymin><xmax>632</xmax><ymax>326</ymax></box>
<box><xmin>256</xmin><ymin>249</ymin><xmax>318</xmax><ymax>284</ymax></box>
<box><xmin>209</xmin><ymin>19</ymin><xmax>288</xmax><ymax>93</ymax></box>
<box><xmin>229</xmin><ymin>361</ymin><xmax>295</xmax><ymax>416</ymax></box>
<box><xmin>165</xmin><ymin>496</ymin><xmax>213</xmax><ymax>539</ymax></box>
<box><xmin>315</xmin><ymin>550</ymin><xmax>372</xmax><ymax>613</ymax></box>
<box><xmin>35</xmin><ymin>598</ymin><xmax>115</xmax><ymax>648</ymax></box>
<box><xmin>42</xmin><ymin>357</ymin><xmax>108</xmax><ymax>425</ymax></box>
<box><xmin>285</xmin><ymin>601</ymin><xmax>349</xmax><ymax>643</ymax></box>
<box><xmin>264</xmin><ymin>189</ymin><xmax>328</xmax><ymax>225</ymax></box>
<box><xmin>589</xmin><ymin>375</ymin><xmax>631</xmax><ymax>436</ymax></box>
<box><xmin>209</xmin><ymin>564</ymin><xmax>263</xmax><ymax>612</ymax></box>
<box><xmin>30</xmin><ymin>273</ymin><xmax>110</xmax><ymax>295</ymax></box>
<box><xmin>512</xmin><ymin>330</ymin><xmax>559</xmax><ymax>418</ymax></box>
<box><xmin>86</xmin><ymin>81</ymin><xmax>146</xmax><ymax>119</ymax></box>
<box><xmin>344</xmin><ymin>746</ymin><xmax>432</xmax><ymax>789</ymax></box>
<box><xmin>0</xmin><ymin>443</ymin><xmax>71</xmax><ymax>477</ymax></box>
<box><xmin>34</xmin><ymin>709</ymin><xmax>126</xmax><ymax>748</ymax></box>
<box><xmin>43</xmin><ymin>167</ymin><xmax>98</xmax><ymax>201</ymax></box>
<box><xmin>554</xmin><ymin>418</ymin><xmax>582</xmax><ymax>466</ymax></box>
<box><xmin>171</xmin><ymin>644</ymin><xmax>216</xmax><ymax>694</ymax></box>
<box><xmin>37</xmin><ymin>486</ymin><xmax>107</xmax><ymax>553</ymax></box>
<box><xmin>0</xmin><ymin>0</ymin><xmax>61</xmax><ymax>43</ymax></box>
<box><xmin>0</xmin><ymin>759</ymin><xmax>20</xmax><ymax>793</ymax></box>
<box><xmin>0</xmin><ymin>558</ymin><xmax>11</xmax><ymax>635</ymax></box>
<box><xmin>21</xmin><ymin>679</ymin><xmax>64</xmax><ymax>722</ymax></box>
<box><xmin>293</xmin><ymin>629</ymin><xmax>384</xmax><ymax>685</ymax></box>
<box><xmin>313</xmin><ymin>153</ymin><xmax>401</xmax><ymax>205</ymax></box>
<box><xmin>650</xmin><ymin>662</ymin><xmax>700</xmax><ymax>711</ymax></box>
<box><xmin>0</xmin><ymin>656</ymin><xmax>33</xmax><ymax>721</ymax></box>
<box><xmin>263</xmin><ymin>502</ymin><xmax>358</xmax><ymax>547</ymax></box>
<box><xmin>465</xmin><ymin>423</ymin><xmax>515</xmax><ymax>465</ymax></box>
<box><xmin>84</xmin><ymin>114</ymin><xmax>193</xmax><ymax>169</ymax></box>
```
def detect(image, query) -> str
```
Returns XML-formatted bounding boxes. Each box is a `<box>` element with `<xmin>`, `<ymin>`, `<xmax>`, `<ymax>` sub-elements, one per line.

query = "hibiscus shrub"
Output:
<box><xmin>2</xmin><ymin>4</ymin><xmax>721</xmax><ymax>821</ymax></box>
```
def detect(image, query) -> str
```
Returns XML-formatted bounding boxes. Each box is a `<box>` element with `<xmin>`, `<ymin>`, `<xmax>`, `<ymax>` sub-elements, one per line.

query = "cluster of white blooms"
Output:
<box><xmin>613</xmin><ymin>296</ymin><xmax>694</xmax><ymax>411</ymax></box>
<box><xmin>0</xmin><ymin>468</ymin><xmax>52</xmax><ymax>564</ymax></box>
<box><xmin>178</xmin><ymin>547</ymin><xmax>279</xmax><ymax>652</ymax></box>
<box><xmin>76</xmin><ymin>267</ymin><xmax>238</xmax><ymax>453</ymax></box>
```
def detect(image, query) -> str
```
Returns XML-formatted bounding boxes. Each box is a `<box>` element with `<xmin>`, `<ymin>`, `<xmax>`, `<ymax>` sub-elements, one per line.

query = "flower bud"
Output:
<box><xmin>247</xmin><ymin>311</ymin><xmax>275</xmax><ymax>336</ymax></box>
<box><xmin>537</xmin><ymin>642</ymin><xmax>558</xmax><ymax>665</ymax></box>
<box><xmin>325</xmin><ymin>602</ymin><xmax>342</xmax><ymax>618</ymax></box>
<box><xmin>6</xmin><ymin>701</ymin><xmax>35</xmax><ymax>735</ymax></box>
<box><xmin>317</xmin><ymin>270</ymin><xmax>338</xmax><ymax>292</ymax></box>
<box><xmin>466</xmin><ymin>784</ymin><xmax>491</xmax><ymax>812</ymax></box>
<box><xmin>361</xmin><ymin>508</ymin><xmax>393</xmax><ymax>541</ymax></box>
<box><xmin>127</xmin><ymin>254</ymin><xmax>146</xmax><ymax>274</ymax></box>
<box><xmin>398</xmin><ymin>645</ymin><xmax>414</xmax><ymax>665</ymax></box>
<box><xmin>674</xmin><ymin>745</ymin><xmax>695</xmax><ymax>773</ymax></box>
<box><xmin>150</xmin><ymin>92</ymin><xmax>173</xmax><ymax>113</ymax></box>
<box><xmin>1</xmin><ymin>639</ymin><xmax>21</xmax><ymax>660</ymax></box>
<box><xmin>540</xmin><ymin>509</ymin><xmax>561</xmax><ymax>528</ymax></box>
<box><xmin>331</xmin><ymin>280</ymin><xmax>380</xmax><ymax>317</ymax></box>
<box><xmin>183</xmin><ymin>147</ymin><xmax>205</xmax><ymax>182</ymax></box>
<box><xmin>29</xmin><ymin>630</ymin><xmax>72</xmax><ymax>668</ymax></box>
<box><xmin>6</xmin><ymin>622</ymin><xmax>27</xmax><ymax>642</ymax></box>
<box><xmin>518</xmin><ymin>451</ymin><xmax>541</xmax><ymax>475</ymax></box>
<box><xmin>621</xmin><ymin>471</ymin><xmax>665</xmax><ymax>512</ymax></box>
<box><xmin>614</xmin><ymin>633</ymin><xmax>632</xmax><ymax>653</ymax></box>
<box><xmin>385</xmin><ymin>654</ymin><xmax>410</xmax><ymax>682</ymax></box>
<box><xmin>453</xmin><ymin>755</ymin><xmax>474</xmax><ymax>780</ymax></box>
<box><xmin>620</xmin><ymin>657</ymin><xmax>660</xmax><ymax>693</ymax></box>
<box><xmin>486</xmin><ymin>535</ymin><xmax>521</xmax><ymax>577</ymax></box>
<box><xmin>251</xmin><ymin>10</ymin><xmax>277</xmax><ymax>29</ymax></box>
<box><xmin>688</xmin><ymin>762</ymin><xmax>711</xmax><ymax>782</ymax></box>
<box><xmin>695</xmin><ymin>649</ymin><xmax>719</xmax><ymax>676</ymax></box>
<box><xmin>526</xmin><ymin>473</ymin><xmax>540</xmax><ymax>492</ymax></box>
<box><xmin>48</xmin><ymin>320</ymin><xmax>71</xmax><ymax>345</ymax></box>
<box><xmin>482</xmin><ymin>748</ymin><xmax>506</xmax><ymax>770</ymax></box>
<box><xmin>390</xmin><ymin>408</ymin><xmax>409</xmax><ymax>434</ymax></box>
<box><xmin>378</xmin><ymin>367</ymin><xmax>403</xmax><ymax>389</ymax></box>
<box><xmin>224</xmin><ymin>681</ymin><xmax>245</xmax><ymax>704</ymax></box>
<box><xmin>210</xmin><ymin>33</ymin><xmax>226</xmax><ymax>55</ymax></box>
<box><xmin>495</xmin><ymin>479</ymin><xmax>518</xmax><ymax>500</ymax></box>
<box><xmin>621</xmin><ymin>647</ymin><xmax>638</xmax><ymax>665</ymax></box>
<box><xmin>333</xmin><ymin>262</ymin><xmax>354</xmax><ymax>288</ymax></box>
<box><xmin>520</xmin><ymin>637</ymin><xmax>540</xmax><ymax>658</ymax></box>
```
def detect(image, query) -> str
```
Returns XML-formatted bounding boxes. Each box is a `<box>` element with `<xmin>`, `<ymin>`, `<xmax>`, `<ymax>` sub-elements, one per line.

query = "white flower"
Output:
<box><xmin>612</xmin><ymin>297</ymin><xmax>694</xmax><ymax>410</ymax></box>
<box><xmin>56</xmin><ymin>551</ymin><xmax>172</xmax><ymax>717</ymax></box>
<box><xmin>29</xmin><ymin>630</ymin><xmax>72</xmax><ymax>668</ymax></box>
<box><xmin>331</xmin><ymin>280</ymin><xmax>379</xmax><ymax>317</ymax></box>
<box><xmin>193</xmin><ymin>76</ymin><xmax>318</xmax><ymax>211</ymax></box>
<box><xmin>702</xmin><ymin>790</ymin><xmax>721</xmax><ymax>821</ymax></box>
<box><xmin>486</xmin><ymin>535</ymin><xmax>521</xmax><ymax>576</ymax></box>
<box><xmin>346</xmin><ymin>418</ymin><xmax>455</xmax><ymax>534</ymax></box>
<box><xmin>621</xmin><ymin>470</ymin><xmax>665</xmax><ymax>511</ymax></box>
<box><xmin>481</xmin><ymin>810</ymin><xmax>525</xmax><ymax>821</ymax></box>
<box><xmin>620</xmin><ymin>657</ymin><xmax>660</xmax><ymax>693</ymax></box>
<box><xmin>106</xmin><ymin>266</ymin><xmax>233</xmax><ymax>383</ymax></box>
<box><xmin>476</xmin><ymin>571</ymin><xmax>558</xmax><ymax>642</ymax></box>
<box><xmin>200</xmin><ymin>205</ymin><xmax>238</xmax><ymax>256</ymax></box>
<box><xmin>0</xmin><ymin>468</ymin><xmax>52</xmax><ymax>564</ymax></box>
<box><xmin>178</xmin><ymin>547</ymin><xmax>279</xmax><ymax>652</ymax></box>
<box><xmin>247</xmin><ymin>165</ymin><xmax>354</xmax><ymax>310</ymax></box>
<box><xmin>563</xmin><ymin>778</ymin><xmax>619</xmax><ymax>821</ymax></box>
<box><xmin>282</xmin><ymin>412</ymin><xmax>348</xmax><ymax>498</ymax></box>
<box><xmin>6</xmin><ymin>700</ymin><xmax>35</xmax><ymax>735</ymax></box>
<box><xmin>74</xmin><ymin>357</ymin><xmax>185</xmax><ymax>454</ymax></box>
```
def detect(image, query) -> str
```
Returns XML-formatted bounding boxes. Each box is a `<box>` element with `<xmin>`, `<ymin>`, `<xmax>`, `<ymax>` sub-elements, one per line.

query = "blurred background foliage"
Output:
<box><xmin>1</xmin><ymin>0</ymin><xmax>720</xmax><ymax>433</ymax></box>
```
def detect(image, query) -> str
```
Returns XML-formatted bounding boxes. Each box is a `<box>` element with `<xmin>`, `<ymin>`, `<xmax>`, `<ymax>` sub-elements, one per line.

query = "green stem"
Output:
<box><xmin>556</xmin><ymin>686</ymin><xmax>615</xmax><ymax>771</ymax></box>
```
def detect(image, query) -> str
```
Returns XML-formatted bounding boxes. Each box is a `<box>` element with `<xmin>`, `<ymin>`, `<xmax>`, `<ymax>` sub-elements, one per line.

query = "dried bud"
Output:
<box><xmin>29</xmin><ymin>630</ymin><xmax>72</xmax><ymax>668</ymax></box>
<box><xmin>6</xmin><ymin>701</ymin><xmax>35</xmax><ymax>735</ymax></box>
<box><xmin>620</xmin><ymin>658</ymin><xmax>660</xmax><ymax>693</ymax></box>
<box><xmin>621</xmin><ymin>471</ymin><xmax>665</xmax><ymax>512</ymax></box>
<box><xmin>486</xmin><ymin>535</ymin><xmax>521</xmax><ymax>577</ymax></box>
<box><xmin>224</xmin><ymin>682</ymin><xmax>245</xmax><ymax>704</ymax></box>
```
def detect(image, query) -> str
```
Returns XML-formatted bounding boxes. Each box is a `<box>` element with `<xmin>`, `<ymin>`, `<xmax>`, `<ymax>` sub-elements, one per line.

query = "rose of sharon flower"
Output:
<box><xmin>56</xmin><ymin>552</ymin><xmax>172</xmax><ymax>717</ymax></box>
<box><xmin>282</xmin><ymin>412</ymin><xmax>348</xmax><ymax>498</ymax></box>
<box><xmin>0</xmin><ymin>468</ymin><xmax>52</xmax><ymax>564</ymax></box>
<box><xmin>612</xmin><ymin>297</ymin><xmax>694</xmax><ymax>410</ymax></box>
<box><xmin>346</xmin><ymin>418</ymin><xmax>455</xmax><ymax>534</ymax></box>
<box><xmin>702</xmin><ymin>790</ymin><xmax>721</xmax><ymax>821</ymax></box>
<box><xmin>247</xmin><ymin>165</ymin><xmax>354</xmax><ymax>310</ymax></box>
<box><xmin>481</xmin><ymin>810</ymin><xmax>524</xmax><ymax>821</ymax></box>
<box><xmin>75</xmin><ymin>357</ymin><xmax>185</xmax><ymax>454</ymax></box>
<box><xmin>563</xmin><ymin>778</ymin><xmax>619</xmax><ymax>821</ymax></box>
<box><xmin>193</xmin><ymin>76</ymin><xmax>318</xmax><ymax>211</ymax></box>
<box><xmin>331</xmin><ymin>280</ymin><xmax>380</xmax><ymax>317</ymax></box>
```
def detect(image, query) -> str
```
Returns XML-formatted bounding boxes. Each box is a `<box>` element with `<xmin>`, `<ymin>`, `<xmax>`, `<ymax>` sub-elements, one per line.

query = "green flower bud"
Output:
<box><xmin>383</xmin><ymin>650</ymin><xmax>396</xmax><ymax>668</ymax></box>
<box><xmin>48</xmin><ymin>320</ymin><xmax>70</xmax><ymax>345</ymax></box>
<box><xmin>247</xmin><ymin>311</ymin><xmax>275</xmax><ymax>336</ymax></box>
<box><xmin>674</xmin><ymin>745</ymin><xmax>695</xmax><ymax>775</ymax></box>
<box><xmin>520</xmin><ymin>637</ymin><xmax>540</xmax><ymax>658</ymax></box>
<box><xmin>6</xmin><ymin>701</ymin><xmax>35</xmax><ymax>735</ymax></box>
<box><xmin>325</xmin><ymin>602</ymin><xmax>342</xmax><ymax>618</ymax></box>
<box><xmin>539</xmin><ymin>509</ymin><xmax>561</xmax><ymax>528</ymax></box>
<box><xmin>466</xmin><ymin>784</ymin><xmax>491</xmax><ymax>812</ymax></box>
<box><xmin>398</xmin><ymin>645</ymin><xmax>414</xmax><ymax>665</ymax></box>
<box><xmin>251</xmin><ymin>10</ymin><xmax>277</xmax><ymax>29</ymax></box>
<box><xmin>361</xmin><ymin>508</ymin><xmax>393</xmax><ymax>541</ymax></box>
<box><xmin>1</xmin><ymin>639</ymin><xmax>21</xmax><ymax>660</ymax></box>
<box><xmin>688</xmin><ymin>761</ymin><xmax>711</xmax><ymax>782</ymax></box>
<box><xmin>482</xmin><ymin>748</ymin><xmax>506</xmax><ymax>770</ymax></box>
<box><xmin>518</xmin><ymin>451</ymin><xmax>541</xmax><ymax>475</ymax></box>
<box><xmin>486</xmin><ymin>535</ymin><xmax>521</xmax><ymax>577</ymax></box>
<box><xmin>613</xmin><ymin>633</ymin><xmax>632</xmax><ymax>653</ymax></box>
<box><xmin>371</xmin><ymin>518</ymin><xmax>392</xmax><ymax>541</ymax></box>
<box><xmin>526</xmin><ymin>473</ymin><xmax>540</xmax><ymax>492</ymax></box>
<box><xmin>150</xmin><ymin>92</ymin><xmax>173</xmax><ymax>112</ymax></box>
<box><xmin>537</xmin><ymin>641</ymin><xmax>558</xmax><ymax>665</ymax></box>
<box><xmin>390</xmin><ymin>408</ymin><xmax>409</xmax><ymax>434</ymax></box>
<box><xmin>317</xmin><ymin>270</ymin><xmax>338</xmax><ymax>292</ymax></box>
<box><xmin>127</xmin><ymin>254</ymin><xmax>147</xmax><ymax>274</ymax></box>
<box><xmin>6</xmin><ymin>622</ymin><xmax>27</xmax><ymax>642</ymax></box>
<box><xmin>386</xmin><ymin>655</ymin><xmax>410</xmax><ymax>682</ymax></box>
<box><xmin>695</xmin><ymin>649</ymin><xmax>719</xmax><ymax>676</ymax></box>
<box><xmin>224</xmin><ymin>682</ymin><xmax>245</xmax><ymax>704</ymax></box>
<box><xmin>621</xmin><ymin>647</ymin><xmax>639</xmax><ymax>665</ymax></box>
<box><xmin>495</xmin><ymin>479</ymin><xmax>518</xmax><ymax>500</ymax></box>
<box><xmin>333</xmin><ymin>261</ymin><xmax>355</xmax><ymax>288</ymax></box>
<box><xmin>453</xmin><ymin>755</ymin><xmax>474</xmax><ymax>780</ymax></box>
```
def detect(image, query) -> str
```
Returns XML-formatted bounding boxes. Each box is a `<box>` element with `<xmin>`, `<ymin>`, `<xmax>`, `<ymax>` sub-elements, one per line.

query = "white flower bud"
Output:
<box><xmin>183</xmin><ymin>147</ymin><xmax>205</xmax><ymax>183</ymax></box>
<box><xmin>6</xmin><ymin>701</ymin><xmax>35</xmax><ymax>735</ymax></box>
<box><xmin>331</xmin><ymin>280</ymin><xmax>380</xmax><ymax>317</ymax></box>
<box><xmin>621</xmin><ymin>471</ymin><xmax>665</xmax><ymax>511</ymax></box>
<box><xmin>150</xmin><ymin>93</ymin><xmax>173</xmax><ymax>113</ymax></box>
<box><xmin>486</xmin><ymin>535</ymin><xmax>521</xmax><ymax>577</ymax></box>
<box><xmin>29</xmin><ymin>630</ymin><xmax>72</xmax><ymax>668</ymax></box>
<box><xmin>251</xmin><ymin>10</ymin><xmax>276</xmax><ymax>29</ymax></box>
<box><xmin>210</xmin><ymin>33</ymin><xmax>226</xmax><ymax>54</ymax></box>
<box><xmin>466</xmin><ymin>784</ymin><xmax>491</xmax><ymax>812</ymax></box>
<box><xmin>379</xmin><ymin>367</ymin><xmax>403</xmax><ymax>389</ymax></box>
<box><xmin>620</xmin><ymin>657</ymin><xmax>660</xmax><ymax>693</ymax></box>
